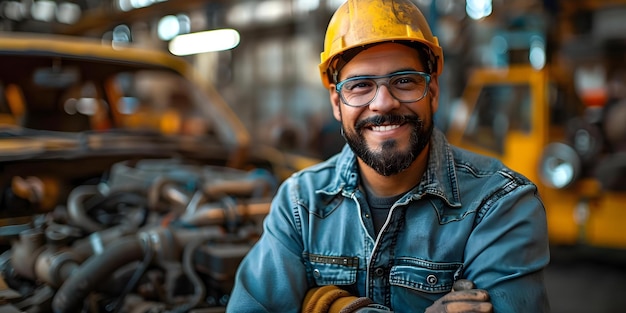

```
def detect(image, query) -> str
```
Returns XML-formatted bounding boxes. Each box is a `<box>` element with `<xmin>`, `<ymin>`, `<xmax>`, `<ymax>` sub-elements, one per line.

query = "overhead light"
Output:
<box><xmin>256</xmin><ymin>0</ymin><xmax>291</xmax><ymax>22</ymax></box>
<box><xmin>117</xmin><ymin>0</ymin><xmax>167</xmax><ymax>12</ymax></box>
<box><xmin>169</xmin><ymin>29</ymin><xmax>240</xmax><ymax>56</ymax></box>
<box><xmin>56</xmin><ymin>2</ymin><xmax>81</xmax><ymax>24</ymax></box>
<box><xmin>3</xmin><ymin>1</ymin><xmax>27</xmax><ymax>21</ymax></box>
<box><xmin>466</xmin><ymin>0</ymin><xmax>492</xmax><ymax>20</ymax></box>
<box><xmin>31</xmin><ymin>0</ymin><xmax>56</xmax><ymax>22</ymax></box>
<box><xmin>112</xmin><ymin>24</ymin><xmax>132</xmax><ymax>43</ymax></box>
<box><xmin>158</xmin><ymin>15</ymin><xmax>180</xmax><ymax>41</ymax></box>
<box><xmin>294</xmin><ymin>0</ymin><xmax>319</xmax><ymax>13</ymax></box>
<box><xmin>157</xmin><ymin>14</ymin><xmax>190</xmax><ymax>41</ymax></box>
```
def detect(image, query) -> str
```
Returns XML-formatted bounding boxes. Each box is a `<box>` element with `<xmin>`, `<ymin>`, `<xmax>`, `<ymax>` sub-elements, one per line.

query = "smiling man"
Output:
<box><xmin>227</xmin><ymin>0</ymin><xmax>550</xmax><ymax>312</ymax></box>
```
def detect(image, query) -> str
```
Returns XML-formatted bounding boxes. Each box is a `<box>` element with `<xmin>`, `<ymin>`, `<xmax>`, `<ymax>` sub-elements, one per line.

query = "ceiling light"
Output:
<box><xmin>169</xmin><ymin>29</ymin><xmax>240</xmax><ymax>56</ymax></box>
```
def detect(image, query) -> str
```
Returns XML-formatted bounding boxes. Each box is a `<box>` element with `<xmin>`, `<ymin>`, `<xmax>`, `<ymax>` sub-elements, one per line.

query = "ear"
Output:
<box><xmin>429</xmin><ymin>75</ymin><xmax>440</xmax><ymax>113</ymax></box>
<box><xmin>329</xmin><ymin>85</ymin><xmax>342</xmax><ymax>122</ymax></box>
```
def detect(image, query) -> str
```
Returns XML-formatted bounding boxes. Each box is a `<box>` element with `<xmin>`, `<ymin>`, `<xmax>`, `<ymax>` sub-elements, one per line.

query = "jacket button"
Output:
<box><xmin>374</xmin><ymin>268</ymin><xmax>385</xmax><ymax>277</ymax></box>
<box><xmin>426</xmin><ymin>274</ymin><xmax>438</xmax><ymax>285</ymax></box>
<box><xmin>313</xmin><ymin>269</ymin><xmax>321</xmax><ymax>278</ymax></box>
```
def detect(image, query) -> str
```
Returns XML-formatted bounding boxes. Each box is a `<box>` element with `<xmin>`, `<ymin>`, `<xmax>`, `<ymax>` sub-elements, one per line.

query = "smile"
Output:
<box><xmin>371</xmin><ymin>124</ymin><xmax>401</xmax><ymax>132</ymax></box>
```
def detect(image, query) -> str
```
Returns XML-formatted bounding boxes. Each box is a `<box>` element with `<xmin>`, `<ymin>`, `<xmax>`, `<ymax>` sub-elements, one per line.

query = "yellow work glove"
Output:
<box><xmin>302</xmin><ymin>285</ymin><xmax>374</xmax><ymax>313</ymax></box>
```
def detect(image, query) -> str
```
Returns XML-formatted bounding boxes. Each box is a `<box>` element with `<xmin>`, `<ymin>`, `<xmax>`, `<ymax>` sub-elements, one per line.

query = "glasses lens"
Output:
<box><xmin>389</xmin><ymin>73</ymin><xmax>428</xmax><ymax>100</ymax></box>
<box><xmin>338</xmin><ymin>72</ymin><xmax>429</xmax><ymax>107</ymax></box>
<box><xmin>340</xmin><ymin>78</ymin><xmax>377</xmax><ymax>106</ymax></box>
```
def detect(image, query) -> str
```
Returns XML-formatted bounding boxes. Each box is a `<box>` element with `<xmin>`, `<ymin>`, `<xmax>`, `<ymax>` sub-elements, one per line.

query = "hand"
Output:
<box><xmin>424</xmin><ymin>279</ymin><xmax>493</xmax><ymax>313</ymax></box>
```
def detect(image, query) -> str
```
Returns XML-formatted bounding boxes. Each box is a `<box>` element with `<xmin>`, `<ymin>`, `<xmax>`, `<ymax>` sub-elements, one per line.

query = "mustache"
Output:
<box><xmin>355</xmin><ymin>114</ymin><xmax>421</xmax><ymax>130</ymax></box>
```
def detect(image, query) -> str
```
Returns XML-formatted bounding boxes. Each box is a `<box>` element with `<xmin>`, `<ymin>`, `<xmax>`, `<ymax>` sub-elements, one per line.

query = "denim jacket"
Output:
<box><xmin>227</xmin><ymin>128</ymin><xmax>550</xmax><ymax>313</ymax></box>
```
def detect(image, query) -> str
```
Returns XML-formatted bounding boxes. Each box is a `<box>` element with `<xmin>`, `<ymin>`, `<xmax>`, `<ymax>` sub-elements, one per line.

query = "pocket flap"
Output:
<box><xmin>389</xmin><ymin>258</ymin><xmax>462</xmax><ymax>294</ymax></box>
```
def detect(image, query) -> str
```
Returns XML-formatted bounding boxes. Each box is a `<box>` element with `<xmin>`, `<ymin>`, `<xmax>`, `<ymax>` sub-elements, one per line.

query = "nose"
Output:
<box><xmin>368</xmin><ymin>84</ymin><xmax>400</xmax><ymax>113</ymax></box>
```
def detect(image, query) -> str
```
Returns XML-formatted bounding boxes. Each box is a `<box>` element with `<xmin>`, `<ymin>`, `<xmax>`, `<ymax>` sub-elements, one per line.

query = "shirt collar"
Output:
<box><xmin>331</xmin><ymin>128</ymin><xmax>462</xmax><ymax>207</ymax></box>
<box><xmin>417</xmin><ymin>128</ymin><xmax>462</xmax><ymax>207</ymax></box>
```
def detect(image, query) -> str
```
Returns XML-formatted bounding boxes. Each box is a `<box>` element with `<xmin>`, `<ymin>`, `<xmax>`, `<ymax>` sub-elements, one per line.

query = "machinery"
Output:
<box><xmin>447</xmin><ymin>64</ymin><xmax>626</xmax><ymax>251</ymax></box>
<box><xmin>0</xmin><ymin>32</ymin><xmax>293</xmax><ymax>312</ymax></box>
<box><xmin>1</xmin><ymin>159</ymin><xmax>275</xmax><ymax>313</ymax></box>
<box><xmin>445</xmin><ymin>2</ymin><xmax>626</xmax><ymax>254</ymax></box>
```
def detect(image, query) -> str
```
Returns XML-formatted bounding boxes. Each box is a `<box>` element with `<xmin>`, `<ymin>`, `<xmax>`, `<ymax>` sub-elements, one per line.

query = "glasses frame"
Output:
<box><xmin>335</xmin><ymin>70</ymin><xmax>432</xmax><ymax>107</ymax></box>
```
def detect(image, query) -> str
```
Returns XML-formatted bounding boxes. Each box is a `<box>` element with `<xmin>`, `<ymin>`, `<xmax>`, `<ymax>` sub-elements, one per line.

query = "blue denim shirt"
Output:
<box><xmin>228</xmin><ymin>128</ymin><xmax>550</xmax><ymax>312</ymax></box>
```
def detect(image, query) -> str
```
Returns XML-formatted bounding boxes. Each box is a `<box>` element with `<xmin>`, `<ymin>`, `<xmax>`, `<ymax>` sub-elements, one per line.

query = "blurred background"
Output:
<box><xmin>0</xmin><ymin>0</ymin><xmax>625</xmax><ymax>312</ymax></box>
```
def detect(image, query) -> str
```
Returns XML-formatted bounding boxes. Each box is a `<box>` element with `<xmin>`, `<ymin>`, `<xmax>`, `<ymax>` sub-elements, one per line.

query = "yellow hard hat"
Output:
<box><xmin>319</xmin><ymin>0</ymin><xmax>444</xmax><ymax>88</ymax></box>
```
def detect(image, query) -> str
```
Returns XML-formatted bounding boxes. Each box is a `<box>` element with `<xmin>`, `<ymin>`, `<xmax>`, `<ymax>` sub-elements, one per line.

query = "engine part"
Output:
<box><xmin>0</xmin><ymin>159</ymin><xmax>275</xmax><ymax>312</ymax></box>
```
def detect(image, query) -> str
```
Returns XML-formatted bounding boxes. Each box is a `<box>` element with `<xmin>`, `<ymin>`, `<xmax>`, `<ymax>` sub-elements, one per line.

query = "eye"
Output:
<box><xmin>391</xmin><ymin>74</ymin><xmax>424</xmax><ymax>90</ymax></box>
<box><xmin>343</xmin><ymin>79</ymin><xmax>375</xmax><ymax>91</ymax></box>
<box><xmin>392</xmin><ymin>76</ymin><xmax>416</xmax><ymax>86</ymax></box>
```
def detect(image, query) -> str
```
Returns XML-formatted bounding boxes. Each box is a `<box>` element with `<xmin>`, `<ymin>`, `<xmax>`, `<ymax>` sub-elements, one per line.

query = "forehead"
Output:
<box><xmin>340</xmin><ymin>43</ymin><xmax>424</xmax><ymax>76</ymax></box>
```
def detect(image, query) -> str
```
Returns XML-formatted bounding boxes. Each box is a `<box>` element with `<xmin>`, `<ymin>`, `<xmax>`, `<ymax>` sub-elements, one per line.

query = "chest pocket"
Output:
<box><xmin>307</xmin><ymin>254</ymin><xmax>359</xmax><ymax>286</ymax></box>
<box><xmin>389</xmin><ymin>258</ymin><xmax>462</xmax><ymax>293</ymax></box>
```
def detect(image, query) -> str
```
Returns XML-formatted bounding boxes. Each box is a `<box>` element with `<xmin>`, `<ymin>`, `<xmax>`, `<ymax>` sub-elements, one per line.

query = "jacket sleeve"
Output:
<box><xmin>462</xmin><ymin>181</ymin><xmax>551</xmax><ymax>312</ymax></box>
<box><xmin>226</xmin><ymin>177</ymin><xmax>309</xmax><ymax>313</ymax></box>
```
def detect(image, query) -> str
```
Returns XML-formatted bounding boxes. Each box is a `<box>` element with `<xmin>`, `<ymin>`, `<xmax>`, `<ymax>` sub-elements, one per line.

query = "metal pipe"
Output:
<box><xmin>51</xmin><ymin>236</ymin><xmax>144</xmax><ymax>313</ymax></box>
<box><xmin>66</xmin><ymin>185</ymin><xmax>104</xmax><ymax>233</ymax></box>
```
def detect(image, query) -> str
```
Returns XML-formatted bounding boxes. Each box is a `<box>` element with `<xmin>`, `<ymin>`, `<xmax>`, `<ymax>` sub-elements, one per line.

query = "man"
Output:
<box><xmin>227</xmin><ymin>0</ymin><xmax>550</xmax><ymax>312</ymax></box>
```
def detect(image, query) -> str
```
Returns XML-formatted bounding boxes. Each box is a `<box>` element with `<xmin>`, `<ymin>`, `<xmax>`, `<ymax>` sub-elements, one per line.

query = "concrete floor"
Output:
<box><xmin>545</xmin><ymin>246</ymin><xmax>626</xmax><ymax>313</ymax></box>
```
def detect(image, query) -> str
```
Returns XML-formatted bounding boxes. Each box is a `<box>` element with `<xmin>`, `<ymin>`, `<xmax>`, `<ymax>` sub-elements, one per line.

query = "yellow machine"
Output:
<box><xmin>446</xmin><ymin>64</ymin><xmax>626</xmax><ymax>250</ymax></box>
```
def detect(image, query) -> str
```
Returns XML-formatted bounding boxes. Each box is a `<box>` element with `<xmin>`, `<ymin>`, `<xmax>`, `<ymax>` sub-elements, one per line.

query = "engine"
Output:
<box><xmin>0</xmin><ymin>159</ymin><xmax>276</xmax><ymax>313</ymax></box>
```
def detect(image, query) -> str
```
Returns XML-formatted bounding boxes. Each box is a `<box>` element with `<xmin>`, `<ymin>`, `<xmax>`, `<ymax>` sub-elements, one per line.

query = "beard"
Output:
<box><xmin>342</xmin><ymin>114</ymin><xmax>433</xmax><ymax>176</ymax></box>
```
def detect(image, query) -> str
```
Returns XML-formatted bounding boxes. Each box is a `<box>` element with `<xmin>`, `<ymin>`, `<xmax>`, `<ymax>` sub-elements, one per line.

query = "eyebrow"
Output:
<box><xmin>342</xmin><ymin>67</ymin><xmax>419</xmax><ymax>80</ymax></box>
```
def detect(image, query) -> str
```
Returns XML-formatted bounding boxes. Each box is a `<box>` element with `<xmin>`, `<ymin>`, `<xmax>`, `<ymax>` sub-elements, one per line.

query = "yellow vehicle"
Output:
<box><xmin>446</xmin><ymin>64</ymin><xmax>626</xmax><ymax>251</ymax></box>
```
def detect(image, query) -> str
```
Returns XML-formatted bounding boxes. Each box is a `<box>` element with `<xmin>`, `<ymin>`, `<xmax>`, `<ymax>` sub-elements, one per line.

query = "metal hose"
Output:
<box><xmin>51</xmin><ymin>236</ymin><xmax>144</xmax><ymax>313</ymax></box>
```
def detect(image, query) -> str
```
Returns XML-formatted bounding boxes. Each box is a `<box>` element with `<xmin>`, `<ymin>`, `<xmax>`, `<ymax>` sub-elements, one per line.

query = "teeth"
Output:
<box><xmin>371</xmin><ymin>125</ymin><xmax>400</xmax><ymax>132</ymax></box>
